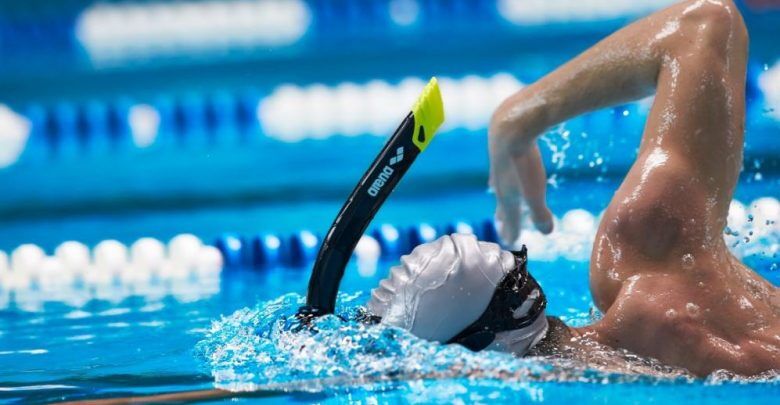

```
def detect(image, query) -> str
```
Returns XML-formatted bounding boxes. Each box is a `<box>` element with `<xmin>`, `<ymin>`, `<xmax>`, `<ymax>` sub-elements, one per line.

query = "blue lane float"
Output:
<box><xmin>250</xmin><ymin>234</ymin><xmax>282</xmax><ymax>269</ymax></box>
<box><xmin>281</xmin><ymin>230</ymin><xmax>320</xmax><ymax>267</ymax></box>
<box><xmin>54</xmin><ymin>102</ymin><xmax>80</xmax><ymax>156</ymax></box>
<box><xmin>209</xmin><ymin>91</ymin><xmax>238</xmax><ymax>139</ymax></box>
<box><xmin>154</xmin><ymin>95</ymin><xmax>177</xmax><ymax>147</ymax></box>
<box><xmin>405</xmin><ymin>223</ymin><xmax>438</xmax><ymax>254</ymax></box>
<box><xmin>214</xmin><ymin>233</ymin><xmax>246</xmax><ymax>269</ymax></box>
<box><xmin>107</xmin><ymin>97</ymin><xmax>132</xmax><ymax>146</ymax></box>
<box><xmin>13</xmin><ymin>85</ymin><xmax>776</xmax><ymax>159</ymax></box>
<box><xmin>215</xmin><ymin>219</ymin><xmax>500</xmax><ymax>270</ymax></box>
<box><xmin>82</xmin><ymin>100</ymin><xmax>109</xmax><ymax>150</ymax></box>
<box><xmin>474</xmin><ymin>219</ymin><xmax>499</xmax><ymax>243</ymax></box>
<box><xmin>23</xmin><ymin>104</ymin><xmax>49</xmax><ymax>162</ymax></box>
<box><xmin>181</xmin><ymin>93</ymin><xmax>207</xmax><ymax>142</ymax></box>
<box><xmin>372</xmin><ymin>224</ymin><xmax>401</xmax><ymax>259</ymax></box>
<box><xmin>236</xmin><ymin>91</ymin><xmax>260</xmax><ymax>140</ymax></box>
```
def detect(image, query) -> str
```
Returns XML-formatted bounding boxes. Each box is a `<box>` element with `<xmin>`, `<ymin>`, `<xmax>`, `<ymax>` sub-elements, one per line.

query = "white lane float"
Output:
<box><xmin>93</xmin><ymin>239</ymin><xmax>129</xmax><ymax>274</ymax></box>
<box><xmin>355</xmin><ymin>235</ymin><xmax>381</xmax><ymax>277</ymax></box>
<box><xmin>0</xmin><ymin>250</ymin><xmax>8</xmax><ymax>275</ymax></box>
<box><xmin>196</xmin><ymin>245</ymin><xmax>224</xmax><ymax>277</ymax></box>
<box><xmin>55</xmin><ymin>241</ymin><xmax>91</xmax><ymax>273</ymax></box>
<box><xmin>130</xmin><ymin>237</ymin><xmax>166</xmax><ymax>272</ymax></box>
<box><xmin>11</xmin><ymin>244</ymin><xmax>45</xmax><ymax>274</ymax></box>
<box><xmin>0</xmin><ymin>199</ymin><xmax>775</xmax><ymax>310</ymax></box>
<box><xmin>168</xmin><ymin>233</ymin><xmax>203</xmax><ymax>270</ymax></box>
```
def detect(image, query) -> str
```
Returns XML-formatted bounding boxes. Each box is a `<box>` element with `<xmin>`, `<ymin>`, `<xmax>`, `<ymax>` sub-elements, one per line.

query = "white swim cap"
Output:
<box><xmin>367</xmin><ymin>233</ymin><xmax>547</xmax><ymax>355</ymax></box>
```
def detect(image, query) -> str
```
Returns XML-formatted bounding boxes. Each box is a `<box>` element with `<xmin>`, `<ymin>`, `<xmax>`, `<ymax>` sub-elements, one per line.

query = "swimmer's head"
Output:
<box><xmin>367</xmin><ymin>233</ymin><xmax>548</xmax><ymax>355</ymax></box>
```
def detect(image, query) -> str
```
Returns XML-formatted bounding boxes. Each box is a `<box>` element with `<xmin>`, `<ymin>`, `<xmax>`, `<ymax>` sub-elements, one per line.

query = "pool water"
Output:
<box><xmin>0</xmin><ymin>177</ymin><xmax>777</xmax><ymax>404</ymax></box>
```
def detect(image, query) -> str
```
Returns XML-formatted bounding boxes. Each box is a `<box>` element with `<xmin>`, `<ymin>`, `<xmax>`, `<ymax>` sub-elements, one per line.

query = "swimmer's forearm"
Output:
<box><xmin>488</xmin><ymin>0</ymin><xmax>717</xmax><ymax>241</ymax></box>
<box><xmin>489</xmin><ymin>1</ymin><xmax>704</xmax><ymax>153</ymax></box>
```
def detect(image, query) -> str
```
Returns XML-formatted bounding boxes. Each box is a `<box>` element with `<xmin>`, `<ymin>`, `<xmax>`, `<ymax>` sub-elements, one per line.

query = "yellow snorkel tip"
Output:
<box><xmin>411</xmin><ymin>77</ymin><xmax>445</xmax><ymax>152</ymax></box>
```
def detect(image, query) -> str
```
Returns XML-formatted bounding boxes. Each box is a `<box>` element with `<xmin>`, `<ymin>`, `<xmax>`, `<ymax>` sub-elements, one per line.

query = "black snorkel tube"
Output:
<box><xmin>297</xmin><ymin>78</ymin><xmax>445</xmax><ymax>319</ymax></box>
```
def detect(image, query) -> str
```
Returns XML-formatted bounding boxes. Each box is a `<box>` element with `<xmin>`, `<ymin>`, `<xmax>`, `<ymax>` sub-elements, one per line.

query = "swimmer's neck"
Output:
<box><xmin>532</xmin><ymin>317</ymin><xmax>596</xmax><ymax>355</ymax></box>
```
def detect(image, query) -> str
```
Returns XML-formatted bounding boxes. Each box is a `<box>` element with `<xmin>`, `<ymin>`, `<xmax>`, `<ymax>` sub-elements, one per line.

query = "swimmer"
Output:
<box><xmin>370</xmin><ymin>0</ymin><xmax>780</xmax><ymax>376</ymax></box>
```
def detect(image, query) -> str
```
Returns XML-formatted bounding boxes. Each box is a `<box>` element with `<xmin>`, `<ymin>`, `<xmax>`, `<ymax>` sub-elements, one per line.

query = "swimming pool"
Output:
<box><xmin>1</xmin><ymin>0</ymin><xmax>779</xmax><ymax>403</ymax></box>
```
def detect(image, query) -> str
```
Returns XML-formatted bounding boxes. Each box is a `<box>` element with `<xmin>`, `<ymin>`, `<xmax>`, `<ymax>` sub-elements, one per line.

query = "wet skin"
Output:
<box><xmin>489</xmin><ymin>0</ymin><xmax>780</xmax><ymax>376</ymax></box>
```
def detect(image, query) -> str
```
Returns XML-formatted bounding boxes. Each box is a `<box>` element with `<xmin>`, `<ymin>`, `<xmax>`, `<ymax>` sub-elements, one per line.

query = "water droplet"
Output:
<box><xmin>681</xmin><ymin>253</ymin><xmax>695</xmax><ymax>270</ymax></box>
<box><xmin>622</xmin><ymin>110</ymin><xmax>630</xmax><ymax>117</ymax></box>
<box><xmin>686</xmin><ymin>303</ymin><xmax>701</xmax><ymax>317</ymax></box>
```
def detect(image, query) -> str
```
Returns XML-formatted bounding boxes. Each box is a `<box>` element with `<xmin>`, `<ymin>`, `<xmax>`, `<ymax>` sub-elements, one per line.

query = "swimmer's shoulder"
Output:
<box><xmin>596</xmin><ymin>273</ymin><xmax>708</xmax><ymax>338</ymax></box>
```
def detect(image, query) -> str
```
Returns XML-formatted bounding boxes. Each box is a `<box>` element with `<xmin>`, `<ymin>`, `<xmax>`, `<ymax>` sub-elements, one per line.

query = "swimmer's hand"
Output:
<box><xmin>489</xmin><ymin>119</ymin><xmax>554</xmax><ymax>247</ymax></box>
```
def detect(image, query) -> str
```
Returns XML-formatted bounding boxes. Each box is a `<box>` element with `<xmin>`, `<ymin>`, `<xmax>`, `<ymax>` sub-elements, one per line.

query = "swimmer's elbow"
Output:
<box><xmin>489</xmin><ymin>96</ymin><xmax>519</xmax><ymax>135</ymax></box>
<box><xmin>677</xmin><ymin>0</ymin><xmax>748</xmax><ymax>52</ymax></box>
<box><xmin>489</xmin><ymin>105</ymin><xmax>516</xmax><ymax>153</ymax></box>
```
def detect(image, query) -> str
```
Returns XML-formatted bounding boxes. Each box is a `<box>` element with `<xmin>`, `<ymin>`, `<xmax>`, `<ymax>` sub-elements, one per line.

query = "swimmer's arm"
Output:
<box><xmin>489</xmin><ymin>0</ymin><xmax>700</xmax><ymax>244</ymax></box>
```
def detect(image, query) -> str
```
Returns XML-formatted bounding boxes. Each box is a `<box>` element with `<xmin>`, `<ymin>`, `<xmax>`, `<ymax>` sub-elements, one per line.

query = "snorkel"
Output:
<box><xmin>297</xmin><ymin>77</ymin><xmax>445</xmax><ymax>319</ymax></box>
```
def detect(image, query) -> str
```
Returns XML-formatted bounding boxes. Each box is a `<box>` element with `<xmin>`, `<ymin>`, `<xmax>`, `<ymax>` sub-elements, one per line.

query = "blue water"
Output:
<box><xmin>2</xmin><ymin>247</ymin><xmax>777</xmax><ymax>403</ymax></box>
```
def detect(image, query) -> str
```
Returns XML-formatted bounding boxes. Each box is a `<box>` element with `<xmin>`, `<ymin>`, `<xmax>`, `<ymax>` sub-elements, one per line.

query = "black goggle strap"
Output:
<box><xmin>446</xmin><ymin>246</ymin><xmax>547</xmax><ymax>351</ymax></box>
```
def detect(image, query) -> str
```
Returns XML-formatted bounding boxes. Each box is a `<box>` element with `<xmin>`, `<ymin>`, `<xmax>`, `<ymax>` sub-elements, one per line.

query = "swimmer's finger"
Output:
<box><xmin>512</xmin><ymin>144</ymin><xmax>554</xmax><ymax>234</ymax></box>
<box><xmin>491</xmin><ymin>157</ymin><xmax>524</xmax><ymax>246</ymax></box>
<box><xmin>495</xmin><ymin>202</ymin><xmax>521</xmax><ymax>247</ymax></box>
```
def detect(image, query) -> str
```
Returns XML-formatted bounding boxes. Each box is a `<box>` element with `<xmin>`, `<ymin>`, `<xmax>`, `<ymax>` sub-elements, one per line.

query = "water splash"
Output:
<box><xmin>196</xmin><ymin>293</ymin><xmax>697</xmax><ymax>394</ymax></box>
<box><xmin>540</xmin><ymin>125</ymin><xmax>571</xmax><ymax>170</ymax></box>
